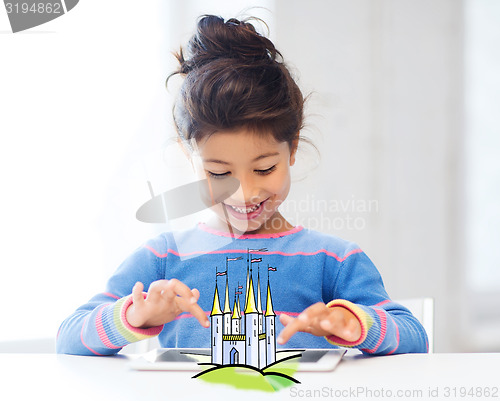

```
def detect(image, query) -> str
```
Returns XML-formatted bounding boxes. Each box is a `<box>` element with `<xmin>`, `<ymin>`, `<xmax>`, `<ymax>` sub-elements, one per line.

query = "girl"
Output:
<box><xmin>56</xmin><ymin>15</ymin><xmax>428</xmax><ymax>356</ymax></box>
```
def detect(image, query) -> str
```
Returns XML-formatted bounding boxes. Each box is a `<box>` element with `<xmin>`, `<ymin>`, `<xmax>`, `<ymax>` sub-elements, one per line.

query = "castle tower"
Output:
<box><xmin>210</xmin><ymin>284</ymin><xmax>223</xmax><ymax>364</ymax></box>
<box><xmin>244</xmin><ymin>275</ymin><xmax>259</xmax><ymax>368</ymax></box>
<box><xmin>244</xmin><ymin>266</ymin><xmax>250</xmax><ymax>313</ymax></box>
<box><xmin>231</xmin><ymin>294</ymin><xmax>241</xmax><ymax>334</ymax></box>
<box><xmin>257</xmin><ymin>269</ymin><xmax>263</xmax><ymax>335</ymax></box>
<box><xmin>265</xmin><ymin>281</ymin><xmax>276</xmax><ymax>365</ymax></box>
<box><xmin>222</xmin><ymin>276</ymin><xmax>232</xmax><ymax>334</ymax></box>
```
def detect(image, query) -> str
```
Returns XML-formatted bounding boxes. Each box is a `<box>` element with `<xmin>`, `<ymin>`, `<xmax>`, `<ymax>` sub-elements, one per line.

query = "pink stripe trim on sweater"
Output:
<box><xmin>80</xmin><ymin>316</ymin><xmax>104</xmax><ymax>356</ymax></box>
<box><xmin>363</xmin><ymin>309</ymin><xmax>387</xmax><ymax>354</ymax></box>
<box><xmin>375</xmin><ymin>300</ymin><xmax>391</xmax><ymax>307</ymax></box>
<box><xmin>276</xmin><ymin>311</ymin><xmax>300</xmax><ymax>317</ymax></box>
<box><xmin>144</xmin><ymin>245</ymin><xmax>169</xmax><ymax>258</ymax></box>
<box><xmin>102</xmin><ymin>292</ymin><xmax>120</xmax><ymax>300</ymax></box>
<box><xmin>144</xmin><ymin>246</ymin><xmax>363</xmax><ymax>263</ymax></box>
<box><xmin>95</xmin><ymin>305</ymin><xmax>121</xmax><ymax>349</ymax></box>
<box><xmin>198</xmin><ymin>223</ymin><xmax>304</xmax><ymax>239</ymax></box>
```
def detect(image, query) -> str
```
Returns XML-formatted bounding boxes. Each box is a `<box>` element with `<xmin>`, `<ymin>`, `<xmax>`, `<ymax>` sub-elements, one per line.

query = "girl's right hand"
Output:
<box><xmin>125</xmin><ymin>279</ymin><xmax>209</xmax><ymax>329</ymax></box>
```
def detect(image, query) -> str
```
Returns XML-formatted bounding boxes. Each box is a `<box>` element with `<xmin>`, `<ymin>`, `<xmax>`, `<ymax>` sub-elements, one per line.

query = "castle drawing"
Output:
<box><xmin>210</xmin><ymin>250</ymin><xmax>276</xmax><ymax>369</ymax></box>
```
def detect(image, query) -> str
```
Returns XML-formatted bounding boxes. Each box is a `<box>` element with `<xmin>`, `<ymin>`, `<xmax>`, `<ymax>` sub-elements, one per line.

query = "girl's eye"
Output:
<box><xmin>207</xmin><ymin>171</ymin><xmax>230</xmax><ymax>179</ymax></box>
<box><xmin>255</xmin><ymin>165</ymin><xmax>277</xmax><ymax>175</ymax></box>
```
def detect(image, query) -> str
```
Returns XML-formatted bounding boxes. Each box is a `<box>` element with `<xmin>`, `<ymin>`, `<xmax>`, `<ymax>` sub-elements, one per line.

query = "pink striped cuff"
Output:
<box><xmin>119</xmin><ymin>295</ymin><xmax>164</xmax><ymax>339</ymax></box>
<box><xmin>361</xmin><ymin>308</ymin><xmax>387</xmax><ymax>354</ymax></box>
<box><xmin>95</xmin><ymin>304</ymin><xmax>122</xmax><ymax>349</ymax></box>
<box><xmin>324</xmin><ymin>299</ymin><xmax>369</xmax><ymax>347</ymax></box>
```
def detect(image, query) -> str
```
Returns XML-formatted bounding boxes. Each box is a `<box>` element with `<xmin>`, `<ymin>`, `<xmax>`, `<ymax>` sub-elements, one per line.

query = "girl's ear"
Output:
<box><xmin>289</xmin><ymin>135</ymin><xmax>299</xmax><ymax>166</ymax></box>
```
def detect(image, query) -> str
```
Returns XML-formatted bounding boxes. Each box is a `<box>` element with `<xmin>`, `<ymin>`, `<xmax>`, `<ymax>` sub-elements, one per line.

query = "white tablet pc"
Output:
<box><xmin>128</xmin><ymin>348</ymin><xmax>346</xmax><ymax>372</ymax></box>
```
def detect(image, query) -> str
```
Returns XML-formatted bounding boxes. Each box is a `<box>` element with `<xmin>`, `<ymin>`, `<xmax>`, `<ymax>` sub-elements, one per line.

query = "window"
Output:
<box><xmin>464</xmin><ymin>0</ymin><xmax>500</xmax><ymax>351</ymax></box>
<box><xmin>0</xmin><ymin>0</ymin><xmax>169</xmax><ymax>343</ymax></box>
<box><xmin>465</xmin><ymin>0</ymin><xmax>500</xmax><ymax>292</ymax></box>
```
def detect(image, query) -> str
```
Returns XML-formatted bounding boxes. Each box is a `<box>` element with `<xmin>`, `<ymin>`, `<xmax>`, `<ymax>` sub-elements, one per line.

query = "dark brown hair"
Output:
<box><xmin>167</xmin><ymin>15</ymin><xmax>305</xmax><ymax>150</ymax></box>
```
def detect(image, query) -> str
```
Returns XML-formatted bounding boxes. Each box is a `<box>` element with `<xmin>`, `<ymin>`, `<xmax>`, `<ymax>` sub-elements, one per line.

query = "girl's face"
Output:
<box><xmin>193</xmin><ymin>128</ymin><xmax>297</xmax><ymax>235</ymax></box>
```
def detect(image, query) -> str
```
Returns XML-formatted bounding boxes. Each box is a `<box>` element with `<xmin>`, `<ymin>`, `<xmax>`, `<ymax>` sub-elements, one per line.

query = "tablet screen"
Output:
<box><xmin>130</xmin><ymin>348</ymin><xmax>345</xmax><ymax>372</ymax></box>
<box><xmin>156</xmin><ymin>349</ymin><xmax>211</xmax><ymax>363</ymax></box>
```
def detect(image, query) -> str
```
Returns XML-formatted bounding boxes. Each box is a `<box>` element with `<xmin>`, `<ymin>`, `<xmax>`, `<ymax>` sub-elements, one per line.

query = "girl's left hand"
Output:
<box><xmin>277</xmin><ymin>302</ymin><xmax>362</xmax><ymax>345</ymax></box>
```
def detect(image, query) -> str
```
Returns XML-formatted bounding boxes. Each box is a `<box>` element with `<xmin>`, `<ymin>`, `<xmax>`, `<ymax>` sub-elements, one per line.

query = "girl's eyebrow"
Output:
<box><xmin>203</xmin><ymin>158</ymin><xmax>230</xmax><ymax>165</ymax></box>
<box><xmin>253</xmin><ymin>152</ymin><xmax>280</xmax><ymax>161</ymax></box>
<box><xmin>203</xmin><ymin>152</ymin><xmax>280</xmax><ymax>165</ymax></box>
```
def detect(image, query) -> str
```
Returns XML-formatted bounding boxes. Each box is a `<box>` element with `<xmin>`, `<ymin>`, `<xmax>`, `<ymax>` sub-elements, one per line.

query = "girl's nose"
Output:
<box><xmin>232</xmin><ymin>176</ymin><xmax>260</xmax><ymax>205</ymax></box>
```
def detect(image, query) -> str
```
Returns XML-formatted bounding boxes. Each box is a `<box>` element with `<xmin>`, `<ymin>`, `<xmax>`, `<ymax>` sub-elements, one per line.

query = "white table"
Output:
<box><xmin>1</xmin><ymin>353</ymin><xmax>499</xmax><ymax>400</ymax></box>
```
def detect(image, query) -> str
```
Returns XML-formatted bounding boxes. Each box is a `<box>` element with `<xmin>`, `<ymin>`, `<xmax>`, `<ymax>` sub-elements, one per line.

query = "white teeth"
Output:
<box><xmin>229</xmin><ymin>203</ymin><xmax>261</xmax><ymax>214</ymax></box>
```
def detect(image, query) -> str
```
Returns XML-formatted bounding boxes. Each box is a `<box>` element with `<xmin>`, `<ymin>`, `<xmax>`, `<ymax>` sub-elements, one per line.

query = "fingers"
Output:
<box><xmin>167</xmin><ymin>279</ymin><xmax>209</xmax><ymax>328</ymax></box>
<box><xmin>146</xmin><ymin>279</ymin><xmax>193</xmax><ymax>304</ymax></box>
<box><xmin>146</xmin><ymin>280</ymin><xmax>169</xmax><ymax>303</ymax></box>
<box><xmin>166</xmin><ymin>279</ymin><xmax>197</xmax><ymax>304</ymax></box>
<box><xmin>131</xmin><ymin>281</ymin><xmax>145</xmax><ymax>305</ymax></box>
<box><xmin>277</xmin><ymin>311</ymin><xmax>311</xmax><ymax>345</ymax></box>
<box><xmin>277</xmin><ymin>302</ymin><xmax>336</xmax><ymax>345</ymax></box>
<box><xmin>144</xmin><ymin>279</ymin><xmax>209</xmax><ymax>328</ymax></box>
<box><xmin>279</xmin><ymin>313</ymin><xmax>294</xmax><ymax>326</ymax></box>
<box><xmin>126</xmin><ymin>282</ymin><xmax>146</xmax><ymax>328</ymax></box>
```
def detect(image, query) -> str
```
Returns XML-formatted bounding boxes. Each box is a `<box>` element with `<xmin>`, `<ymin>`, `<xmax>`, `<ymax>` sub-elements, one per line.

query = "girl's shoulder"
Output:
<box><xmin>291</xmin><ymin>227</ymin><xmax>362</xmax><ymax>258</ymax></box>
<box><xmin>139</xmin><ymin>224</ymin><xmax>235</xmax><ymax>258</ymax></box>
<box><xmin>139</xmin><ymin>226</ymin><xmax>200</xmax><ymax>254</ymax></box>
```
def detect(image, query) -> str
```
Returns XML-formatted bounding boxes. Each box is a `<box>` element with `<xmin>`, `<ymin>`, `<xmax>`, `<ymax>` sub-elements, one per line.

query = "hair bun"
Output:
<box><xmin>178</xmin><ymin>15</ymin><xmax>280</xmax><ymax>74</ymax></box>
<box><xmin>169</xmin><ymin>14</ymin><xmax>305</xmax><ymax>152</ymax></box>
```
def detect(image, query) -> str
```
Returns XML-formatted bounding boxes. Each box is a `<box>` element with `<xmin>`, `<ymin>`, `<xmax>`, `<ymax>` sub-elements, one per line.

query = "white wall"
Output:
<box><xmin>0</xmin><ymin>0</ymin><xmax>170</xmax><ymax>341</ymax></box>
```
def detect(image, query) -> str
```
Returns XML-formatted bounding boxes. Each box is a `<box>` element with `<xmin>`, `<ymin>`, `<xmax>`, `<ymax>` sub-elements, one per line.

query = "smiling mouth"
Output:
<box><xmin>227</xmin><ymin>201</ymin><xmax>264</xmax><ymax>214</ymax></box>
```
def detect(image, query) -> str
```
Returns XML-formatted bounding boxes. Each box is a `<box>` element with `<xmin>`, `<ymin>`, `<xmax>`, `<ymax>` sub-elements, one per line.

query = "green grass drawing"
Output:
<box><xmin>192</xmin><ymin>352</ymin><xmax>302</xmax><ymax>392</ymax></box>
